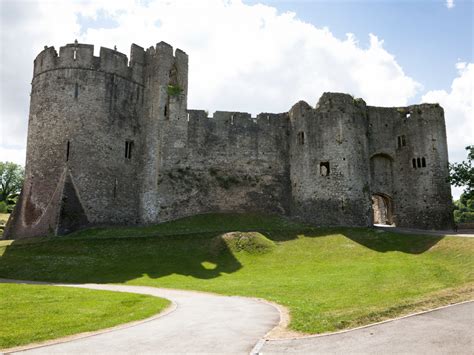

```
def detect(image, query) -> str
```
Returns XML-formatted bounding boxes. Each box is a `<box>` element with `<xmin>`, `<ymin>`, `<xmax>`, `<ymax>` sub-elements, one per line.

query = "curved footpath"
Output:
<box><xmin>0</xmin><ymin>280</ymin><xmax>279</xmax><ymax>354</ymax></box>
<box><xmin>1</xmin><ymin>279</ymin><xmax>472</xmax><ymax>354</ymax></box>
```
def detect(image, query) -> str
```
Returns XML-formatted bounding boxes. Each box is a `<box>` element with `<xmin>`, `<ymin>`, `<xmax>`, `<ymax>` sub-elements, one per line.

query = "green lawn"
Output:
<box><xmin>0</xmin><ymin>283</ymin><xmax>169</xmax><ymax>349</ymax></box>
<box><xmin>0</xmin><ymin>213</ymin><xmax>472</xmax><ymax>335</ymax></box>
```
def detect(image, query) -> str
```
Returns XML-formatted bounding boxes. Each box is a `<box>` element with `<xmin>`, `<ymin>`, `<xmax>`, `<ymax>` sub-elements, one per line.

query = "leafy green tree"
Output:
<box><xmin>449</xmin><ymin>145</ymin><xmax>474</xmax><ymax>199</ymax></box>
<box><xmin>453</xmin><ymin>194</ymin><xmax>474</xmax><ymax>223</ymax></box>
<box><xmin>0</xmin><ymin>162</ymin><xmax>25</xmax><ymax>203</ymax></box>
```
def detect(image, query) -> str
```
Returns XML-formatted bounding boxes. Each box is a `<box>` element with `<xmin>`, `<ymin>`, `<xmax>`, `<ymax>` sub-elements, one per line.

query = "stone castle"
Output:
<box><xmin>5</xmin><ymin>41</ymin><xmax>454</xmax><ymax>239</ymax></box>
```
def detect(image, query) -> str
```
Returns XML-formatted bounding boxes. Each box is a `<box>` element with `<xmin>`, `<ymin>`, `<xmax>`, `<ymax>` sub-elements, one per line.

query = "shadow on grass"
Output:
<box><xmin>0</xmin><ymin>214</ymin><xmax>444</xmax><ymax>284</ymax></box>
<box><xmin>303</xmin><ymin>227</ymin><xmax>444</xmax><ymax>254</ymax></box>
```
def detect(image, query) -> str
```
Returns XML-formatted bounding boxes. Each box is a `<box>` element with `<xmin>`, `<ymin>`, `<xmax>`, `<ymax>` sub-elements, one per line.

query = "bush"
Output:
<box><xmin>0</xmin><ymin>201</ymin><xmax>7</xmax><ymax>213</ymax></box>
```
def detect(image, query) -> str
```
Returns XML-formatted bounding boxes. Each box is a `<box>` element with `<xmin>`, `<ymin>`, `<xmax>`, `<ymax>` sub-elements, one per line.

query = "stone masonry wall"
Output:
<box><xmin>4</xmin><ymin>40</ymin><xmax>454</xmax><ymax>239</ymax></box>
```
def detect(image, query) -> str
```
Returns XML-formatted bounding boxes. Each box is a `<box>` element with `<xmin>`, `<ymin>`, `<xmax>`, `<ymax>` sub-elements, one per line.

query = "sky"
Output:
<box><xmin>0</xmin><ymin>0</ymin><xmax>472</xmax><ymax>198</ymax></box>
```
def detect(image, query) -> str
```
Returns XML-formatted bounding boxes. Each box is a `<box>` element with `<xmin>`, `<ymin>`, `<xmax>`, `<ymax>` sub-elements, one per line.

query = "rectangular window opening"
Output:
<box><xmin>74</xmin><ymin>83</ymin><xmax>78</xmax><ymax>99</ymax></box>
<box><xmin>297</xmin><ymin>131</ymin><xmax>305</xmax><ymax>145</ymax></box>
<box><xmin>125</xmin><ymin>140</ymin><xmax>133</xmax><ymax>159</ymax></box>
<box><xmin>417</xmin><ymin>157</ymin><xmax>421</xmax><ymax>168</ymax></box>
<box><xmin>412</xmin><ymin>158</ymin><xmax>416</xmax><ymax>169</ymax></box>
<box><xmin>164</xmin><ymin>105</ymin><xmax>168</xmax><ymax>118</ymax></box>
<box><xmin>320</xmin><ymin>161</ymin><xmax>330</xmax><ymax>176</ymax></box>
<box><xmin>73</xmin><ymin>49</ymin><xmax>77</xmax><ymax>60</ymax></box>
<box><xmin>402</xmin><ymin>135</ymin><xmax>406</xmax><ymax>146</ymax></box>
<box><xmin>422</xmin><ymin>157</ymin><xmax>426</xmax><ymax>167</ymax></box>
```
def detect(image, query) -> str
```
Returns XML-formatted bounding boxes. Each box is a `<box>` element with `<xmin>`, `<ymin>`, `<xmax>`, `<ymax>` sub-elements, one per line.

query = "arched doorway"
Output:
<box><xmin>372</xmin><ymin>193</ymin><xmax>394</xmax><ymax>226</ymax></box>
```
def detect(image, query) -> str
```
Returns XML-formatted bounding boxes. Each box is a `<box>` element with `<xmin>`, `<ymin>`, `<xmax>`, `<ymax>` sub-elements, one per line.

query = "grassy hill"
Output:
<box><xmin>0</xmin><ymin>213</ymin><xmax>472</xmax><ymax>334</ymax></box>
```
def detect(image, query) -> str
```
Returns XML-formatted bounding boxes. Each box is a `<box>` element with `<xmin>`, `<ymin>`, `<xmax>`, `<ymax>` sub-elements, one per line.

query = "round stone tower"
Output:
<box><xmin>5</xmin><ymin>41</ymin><xmax>147</xmax><ymax>238</ymax></box>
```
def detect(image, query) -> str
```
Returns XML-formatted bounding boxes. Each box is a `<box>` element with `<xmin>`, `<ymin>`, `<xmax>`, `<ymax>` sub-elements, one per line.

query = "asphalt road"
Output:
<box><xmin>262</xmin><ymin>301</ymin><xmax>474</xmax><ymax>354</ymax></box>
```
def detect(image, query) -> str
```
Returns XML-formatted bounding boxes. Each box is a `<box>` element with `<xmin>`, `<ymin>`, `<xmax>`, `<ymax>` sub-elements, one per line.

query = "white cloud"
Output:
<box><xmin>1</xmin><ymin>0</ymin><xmax>424</xmax><ymax>166</ymax></box>
<box><xmin>0</xmin><ymin>146</ymin><xmax>26</xmax><ymax>166</ymax></box>
<box><xmin>422</xmin><ymin>63</ymin><xmax>474</xmax><ymax>199</ymax></box>
<box><xmin>422</xmin><ymin>63</ymin><xmax>473</xmax><ymax>163</ymax></box>
<box><xmin>2</xmin><ymin>0</ymin><xmax>468</xmax><ymax>198</ymax></box>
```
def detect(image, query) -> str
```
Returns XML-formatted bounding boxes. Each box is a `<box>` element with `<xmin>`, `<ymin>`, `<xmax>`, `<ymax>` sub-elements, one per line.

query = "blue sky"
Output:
<box><xmin>246</xmin><ymin>0</ymin><xmax>473</xmax><ymax>98</ymax></box>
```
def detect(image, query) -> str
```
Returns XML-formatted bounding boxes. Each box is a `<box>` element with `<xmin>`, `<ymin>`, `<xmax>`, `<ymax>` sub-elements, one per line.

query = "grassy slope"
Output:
<box><xmin>0</xmin><ymin>283</ymin><xmax>169</xmax><ymax>349</ymax></box>
<box><xmin>0</xmin><ymin>213</ymin><xmax>472</xmax><ymax>334</ymax></box>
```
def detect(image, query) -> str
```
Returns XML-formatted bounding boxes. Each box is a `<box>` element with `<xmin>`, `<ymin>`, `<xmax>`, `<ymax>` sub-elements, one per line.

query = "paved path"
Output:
<box><xmin>262</xmin><ymin>301</ymin><xmax>474</xmax><ymax>354</ymax></box>
<box><xmin>2</xmin><ymin>280</ymin><xmax>472</xmax><ymax>354</ymax></box>
<box><xmin>1</xmin><ymin>280</ymin><xmax>279</xmax><ymax>354</ymax></box>
<box><xmin>374</xmin><ymin>225</ymin><xmax>474</xmax><ymax>237</ymax></box>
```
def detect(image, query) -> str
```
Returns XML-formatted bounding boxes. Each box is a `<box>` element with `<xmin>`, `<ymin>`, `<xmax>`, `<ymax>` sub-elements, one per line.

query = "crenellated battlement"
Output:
<box><xmin>33</xmin><ymin>41</ymin><xmax>144</xmax><ymax>83</ymax></box>
<box><xmin>33</xmin><ymin>41</ymin><xmax>188</xmax><ymax>86</ymax></box>
<box><xmin>4</xmin><ymin>40</ymin><xmax>453</xmax><ymax>240</ymax></box>
<box><xmin>187</xmin><ymin>110</ymin><xmax>289</xmax><ymax>127</ymax></box>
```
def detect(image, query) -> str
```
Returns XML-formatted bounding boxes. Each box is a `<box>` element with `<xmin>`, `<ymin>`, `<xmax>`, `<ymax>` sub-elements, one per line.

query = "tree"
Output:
<box><xmin>449</xmin><ymin>145</ymin><xmax>474</xmax><ymax>199</ymax></box>
<box><xmin>0</xmin><ymin>162</ymin><xmax>25</xmax><ymax>203</ymax></box>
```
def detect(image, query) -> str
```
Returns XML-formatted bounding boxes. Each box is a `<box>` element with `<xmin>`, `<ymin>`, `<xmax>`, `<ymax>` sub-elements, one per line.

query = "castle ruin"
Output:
<box><xmin>4</xmin><ymin>41</ymin><xmax>454</xmax><ymax>239</ymax></box>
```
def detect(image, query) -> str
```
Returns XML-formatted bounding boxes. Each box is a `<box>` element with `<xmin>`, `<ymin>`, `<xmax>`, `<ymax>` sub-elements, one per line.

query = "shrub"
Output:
<box><xmin>0</xmin><ymin>201</ymin><xmax>7</xmax><ymax>213</ymax></box>
<box><xmin>167</xmin><ymin>85</ymin><xmax>183</xmax><ymax>97</ymax></box>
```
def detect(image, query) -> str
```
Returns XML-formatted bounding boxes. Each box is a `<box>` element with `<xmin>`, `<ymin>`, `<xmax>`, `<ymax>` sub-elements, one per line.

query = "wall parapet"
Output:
<box><xmin>32</xmin><ymin>41</ymin><xmax>186</xmax><ymax>85</ymax></box>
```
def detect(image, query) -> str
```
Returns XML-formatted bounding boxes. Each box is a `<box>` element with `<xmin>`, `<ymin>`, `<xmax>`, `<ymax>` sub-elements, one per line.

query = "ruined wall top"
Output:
<box><xmin>33</xmin><ymin>41</ymin><xmax>188</xmax><ymax>85</ymax></box>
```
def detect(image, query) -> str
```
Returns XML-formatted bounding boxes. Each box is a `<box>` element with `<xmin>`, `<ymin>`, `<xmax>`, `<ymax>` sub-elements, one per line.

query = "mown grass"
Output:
<box><xmin>0</xmin><ymin>283</ymin><xmax>169</xmax><ymax>349</ymax></box>
<box><xmin>0</xmin><ymin>213</ymin><xmax>472</xmax><ymax>335</ymax></box>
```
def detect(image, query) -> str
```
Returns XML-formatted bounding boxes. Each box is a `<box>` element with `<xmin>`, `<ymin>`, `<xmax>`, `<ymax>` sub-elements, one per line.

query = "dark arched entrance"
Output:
<box><xmin>372</xmin><ymin>193</ymin><xmax>394</xmax><ymax>226</ymax></box>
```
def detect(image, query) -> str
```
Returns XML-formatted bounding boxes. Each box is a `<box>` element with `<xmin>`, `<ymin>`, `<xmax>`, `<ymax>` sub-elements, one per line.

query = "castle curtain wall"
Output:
<box><xmin>4</xmin><ymin>41</ymin><xmax>454</xmax><ymax>239</ymax></box>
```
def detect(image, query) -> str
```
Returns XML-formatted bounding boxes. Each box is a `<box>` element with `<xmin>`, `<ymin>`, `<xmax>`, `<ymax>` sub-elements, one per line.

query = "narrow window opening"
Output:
<box><xmin>412</xmin><ymin>158</ymin><xmax>416</xmax><ymax>169</ymax></box>
<box><xmin>397</xmin><ymin>136</ymin><xmax>401</xmax><ymax>148</ymax></box>
<box><xmin>125</xmin><ymin>140</ymin><xmax>133</xmax><ymax>159</ymax></box>
<box><xmin>73</xmin><ymin>48</ymin><xmax>77</xmax><ymax>60</ymax></box>
<box><xmin>402</xmin><ymin>135</ymin><xmax>406</xmax><ymax>146</ymax></box>
<box><xmin>187</xmin><ymin>113</ymin><xmax>190</xmax><ymax>121</ymax></box>
<box><xmin>164</xmin><ymin>105</ymin><xmax>168</xmax><ymax>117</ymax></box>
<box><xmin>320</xmin><ymin>161</ymin><xmax>330</xmax><ymax>176</ymax></box>
<box><xmin>231</xmin><ymin>114</ymin><xmax>234</xmax><ymax>125</ymax></box>
<box><xmin>297</xmin><ymin>131</ymin><xmax>305</xmax><ymax>145</ymax></box>
<box><xmin>417</xmin><ymin>157</ymin><xmax>421</xmax><ymax>168</ymax></box>
<box><xmin>422</xmin><ymin>157</ymin><xmax>426</xmax><ymax>167</ymax></box>
<box><xmin>66</xmin><ymin>141</ymin><xmax>70</xmax><ymax>161</ymax></box>
<box><xmin>74</xmin><ymin>83</ymin><xmax>78</xmax><ymax>99</ymax></box>
<box><xmin>113</xmin><ymin>178</ymin><xmax>118</xmax><ymax>198</ymax></box>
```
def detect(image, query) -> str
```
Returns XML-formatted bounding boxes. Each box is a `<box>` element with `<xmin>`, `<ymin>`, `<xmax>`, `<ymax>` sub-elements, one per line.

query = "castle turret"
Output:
<box><xmin>139</xmin><ymin>42</ymin><xmax>189</xmax><ymax>223</ymax></box>
<box><xmin>5</xmin><ymin>42</ymin><xmax>146</xmax><ymax>238</ymax></box>
<box><xmin>367</xmin><ymin>103</ymin><xmax>453</xmax><ymax>229</ymax></box>
<box><xmin>289</xmin><ymin>93</ymin><xmax>372</xmax><ymax>226</ymax></box>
